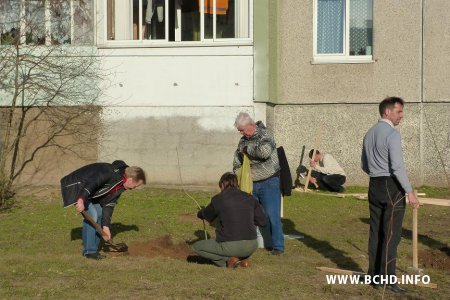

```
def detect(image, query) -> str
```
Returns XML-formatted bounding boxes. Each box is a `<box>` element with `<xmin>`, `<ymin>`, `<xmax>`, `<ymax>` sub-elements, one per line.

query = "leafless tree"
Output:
<box><xmin>0</xmin><ymin>0</ymin><xmax>105</xmax><ymax>207</ymax></box>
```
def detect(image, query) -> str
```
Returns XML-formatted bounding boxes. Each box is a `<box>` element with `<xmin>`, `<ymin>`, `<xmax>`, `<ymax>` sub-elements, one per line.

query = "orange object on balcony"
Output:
<box><xmin>201</xmin><ymin>0</ymin><xmax>229</xmax><ymax>15</ymax></box>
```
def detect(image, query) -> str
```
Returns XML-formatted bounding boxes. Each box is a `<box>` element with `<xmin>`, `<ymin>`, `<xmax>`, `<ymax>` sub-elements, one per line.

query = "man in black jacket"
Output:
<box><xmin>61</xmin><ymin>160</ymin><xmax>146</xmax><ymax>260</ymax></box>
<box><xmin>192</xmin><ymin>172</ymin><xmax>266</xmax><ymax>268</ymax></box>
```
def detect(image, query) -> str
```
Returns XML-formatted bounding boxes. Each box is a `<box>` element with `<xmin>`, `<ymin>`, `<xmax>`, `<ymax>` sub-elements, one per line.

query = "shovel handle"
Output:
<box><xmin>80</xmin><ymin>211</ymin><xmax>127</xmax><ymax>251</ymax></box>
<box><xmin>80</xmin><ymin>210</ymin><xmax>109</xmax><ymax>241</ymax></box>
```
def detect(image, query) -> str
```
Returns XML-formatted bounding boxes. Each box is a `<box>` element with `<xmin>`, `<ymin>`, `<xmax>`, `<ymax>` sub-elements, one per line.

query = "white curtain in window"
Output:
<box><xmin>350</xmin><ymin>0</ymin><xmax>372</xmax><ymax>55</ymax></box>
<box><xmin>236</xmin><ymin>0</ymin><xmax>249</xmax><ymax>38</ymax></box>
<box><xmin>114</xmin><ymin>0</ymin><xmax>133</xmax><ymax>40</ymax></box>
<box><xmin>317</xmin><ymin>0</ymin><xmax>344</xmax><ymax>54</ymax></box>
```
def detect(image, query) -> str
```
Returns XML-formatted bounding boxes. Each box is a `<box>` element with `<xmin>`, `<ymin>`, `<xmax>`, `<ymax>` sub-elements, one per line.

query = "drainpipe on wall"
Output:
<box><xmin>419</xmin><ymin>0</ymin><xmax>424</xmax><ymax>185</ymax></box>
<box><xmin>253</xmin><ymin>0</ymin><xmax>276</xmax><ymax>128</ymax></box>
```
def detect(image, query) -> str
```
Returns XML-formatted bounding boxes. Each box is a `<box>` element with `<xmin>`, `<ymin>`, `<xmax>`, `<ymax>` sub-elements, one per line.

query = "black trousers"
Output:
<box><xmin>310</xmin><ymin>170</ymin><xmax>346</xmax><ymax>192</ymax></box>
<box><xmin>368</xmin><ymin>176</ymin><xmax>406</xmax><ymax>277</ymax></box>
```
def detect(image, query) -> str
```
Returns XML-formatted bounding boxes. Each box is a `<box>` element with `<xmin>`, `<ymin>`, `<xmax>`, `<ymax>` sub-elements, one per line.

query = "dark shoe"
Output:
<box><xmin>85</xmin><ymin>252</ymin><xmax>106</xmax><ymax>260</ymax></box>
<box><xmin>371</xmin><ymin>284</ymin><xmax>406</xmax><ymax>293</ymax></box>
<box><xmin>371</xmin><ymin>283</ymin><xmax>382</xmax><ymax>290</ymax></box>
<box><xmin>387</xmin><ymin>284</ymin><xmax>406</xmax><ymax>293</ymax></box>
<box><xmin>226</xmin><ymin>256</ymin><xmax>240</xmax><ymax>269</ymax></box>
<box><xmin>270</xmin><ymin>249</ymin><xmax>284</xmax><ymax>255</ymax></box>
<box><xmin>239</xmin><ymin>259</ymin><xmax>250</xmax><ymax>268</ymax></box>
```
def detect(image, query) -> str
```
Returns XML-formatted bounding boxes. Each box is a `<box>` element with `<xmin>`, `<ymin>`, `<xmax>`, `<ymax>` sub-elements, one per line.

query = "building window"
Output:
<box><xmin>0</xmin><ymin>0</ymin><xmax>95</xmax><ymax>46</ymax></box>
<box><xmin>105</xmin><ymin>0</ymin><xmax>251</xmax><ymax>43</ymax></box>
<box><xmin>1</xmin><ymin>1</ymin><xmax>21</xmax><ymax>45</ymax></box>
<box><xmin>314</xmin><ymin>0</ymin><xmax>373</xmax><ymax>63</ymax></box>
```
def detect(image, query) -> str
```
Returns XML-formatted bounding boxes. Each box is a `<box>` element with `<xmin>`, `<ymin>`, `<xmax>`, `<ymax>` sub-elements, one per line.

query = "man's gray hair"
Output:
<box><xmin>234</xmin><ymin>112</ymin><xmax>255</xmax><ymax>128</ymax></box>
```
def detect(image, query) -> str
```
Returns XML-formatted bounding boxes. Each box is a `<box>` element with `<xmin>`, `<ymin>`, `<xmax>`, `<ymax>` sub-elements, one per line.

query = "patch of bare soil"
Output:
<box><xmin>126</xmin><ymin>235</ymin><xmax>194</xmax><ymax>260</ymax></box>
<box><xmin>178</xmin><ymin>212</ymin><xmax>201</xmax><ymax>223</ymax></box>
<box><xmin>419</xmin><ymin>247</ymin><xmax>450</xmax><ymax>271</ymax></box>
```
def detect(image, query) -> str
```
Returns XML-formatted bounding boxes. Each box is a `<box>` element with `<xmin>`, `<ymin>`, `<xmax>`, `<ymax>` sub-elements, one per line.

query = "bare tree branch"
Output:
<box><xmin>1</xmin><ymin>0</ymin><xmax>103</xmax><ymax>206</ymax></box>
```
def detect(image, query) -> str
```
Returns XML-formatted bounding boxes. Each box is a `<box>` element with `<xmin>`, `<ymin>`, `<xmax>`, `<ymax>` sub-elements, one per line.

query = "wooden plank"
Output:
<box><xmin>416</xmin><ymin>281</ymin><xmax>438</xmax><ymax>289</ymax></box>
<box><xmin>316</xmin><ymin>267</ymin><xmax>365</xmax><ymax>276</ymax></box>
<box><xmin>280</xmin><ymin>195</ymin><xmax>284</xmax><ymax>218</ymax></box>
<box><xmin>412</xmin><ymin>207</ymin><xmax>419</xmax><ymax>269</ymax></box>
<box><xmin>336</xmin><ymin>193</ymin><xmax>368</xmax><ymax>199</ymax></box>
<box><xmin>295</xmin><ymin>189</ymin><xmax>449</xmax><ymax>206</ymax></box>
<box><xmin>415</xmin><ymin>197</ymin><xmax>450</xmax><ymax>207</ymax></box>
<box><xmin>304</xmin><ymin>124</ymin><xmax>324</xmax><ymax>192</ymax></box>
<box><xmin>304</xmin><ymin>156</ymin><xmax>314</xmax><ymax>192</ymax></box>
<box><xmin>294</xmin><ymin>190</ymin><xmax>368</xmax><ymax>199</ymax></box>
<box><xmin>412</xmin><ymin>190</ymin><xmax>419</xmax><ymax>269</ymax></box>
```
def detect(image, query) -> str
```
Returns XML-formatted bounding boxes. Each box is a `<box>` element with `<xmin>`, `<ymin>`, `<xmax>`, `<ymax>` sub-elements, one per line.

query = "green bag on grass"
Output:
<box><xmin>237</xmin><ymin>154</ymin><xmax>253</xmax><ymax>194</ymax></box>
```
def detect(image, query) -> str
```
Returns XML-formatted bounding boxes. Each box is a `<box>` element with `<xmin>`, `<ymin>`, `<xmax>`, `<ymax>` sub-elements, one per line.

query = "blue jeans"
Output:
<box><xmin>253</xmin><ymin>176</ymin><xmax>284</xmax><ymax>251</ymax></box>
<box><xmin>82</xmin><ymin>202</ymin><xmax>102</xmax><ymax>255</ymax></box>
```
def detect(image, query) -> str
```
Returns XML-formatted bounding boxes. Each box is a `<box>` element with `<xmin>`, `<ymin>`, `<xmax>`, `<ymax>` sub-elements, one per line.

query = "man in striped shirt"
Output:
<box><xmin>361</xmin><ymin>97</ymin><xmax>420</xmax><ymax>293</ymax></box>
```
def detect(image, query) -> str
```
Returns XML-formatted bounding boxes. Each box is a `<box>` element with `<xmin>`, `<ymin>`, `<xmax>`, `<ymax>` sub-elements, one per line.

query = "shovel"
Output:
<box><xmin>80</xmin><ymin>211</ymin><xmax>128</xmax><ymax>252</ymax></box>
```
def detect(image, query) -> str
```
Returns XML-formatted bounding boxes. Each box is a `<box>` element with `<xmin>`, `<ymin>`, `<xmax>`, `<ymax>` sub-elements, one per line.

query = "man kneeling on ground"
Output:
<box><xmin>308</xmin><ymin>149</ymin><xmax>346</xmax><ymax>193</ymax></box>
<box><xmin>192</xmin><ymin>172</ymin><xmax>266</xmax><ymax>268</ymax></box>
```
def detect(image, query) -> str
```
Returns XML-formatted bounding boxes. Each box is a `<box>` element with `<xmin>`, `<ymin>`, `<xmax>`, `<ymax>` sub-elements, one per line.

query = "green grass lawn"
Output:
<box><xmin>0</xmin><ymin>186</ymin><xmax>448</xmax><ymax>299</ymax></box>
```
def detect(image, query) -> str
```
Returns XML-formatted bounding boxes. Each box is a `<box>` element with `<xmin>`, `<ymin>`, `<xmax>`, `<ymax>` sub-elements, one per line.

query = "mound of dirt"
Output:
<box><xmin>419</xmin><ymin>247</ymin><xmax>450</xmax><ymax>271</ymax></box>
<box><xmin>127</xmin><ymin>235</ymin><xmax>194</xmax><ymax>260</ymax></box>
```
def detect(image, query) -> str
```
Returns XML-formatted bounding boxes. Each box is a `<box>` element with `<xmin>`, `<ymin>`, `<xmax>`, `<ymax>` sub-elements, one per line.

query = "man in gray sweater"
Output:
<box><xmin>361</xmin><ymin>97</ymin><xmax>420</xmax><ymax>293</ymax></box>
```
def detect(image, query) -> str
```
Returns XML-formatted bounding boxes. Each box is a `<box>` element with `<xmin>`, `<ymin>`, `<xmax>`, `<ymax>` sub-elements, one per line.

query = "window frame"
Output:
<box><xmin>313</xmin><ymin>0</ymin><xmax>373</xmax><ymax>64</ymax></box>
<box><xmin>101</xmin><ymin>0</ymin><xmax>253</xmax><ymax>47</ymax></box>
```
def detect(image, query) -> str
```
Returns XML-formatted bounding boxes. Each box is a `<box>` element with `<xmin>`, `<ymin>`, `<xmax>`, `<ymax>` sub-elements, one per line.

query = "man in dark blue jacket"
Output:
<box><xmin>61</xmin><ymin>160</ymin><xmax>146</xmax><ymax>260</ymax></box>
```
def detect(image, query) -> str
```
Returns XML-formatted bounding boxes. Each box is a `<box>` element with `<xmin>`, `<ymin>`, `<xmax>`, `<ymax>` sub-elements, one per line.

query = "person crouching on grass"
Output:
<box><xmin>192</xmin><ymin>172</ymin><xmax>266</xmax><ymax>268</ymax></box>
<box><xmin>61</xmin><ymin>160</ymin><xmax>146</xmax><ymax>260</ymax></box>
